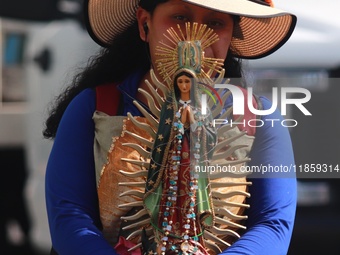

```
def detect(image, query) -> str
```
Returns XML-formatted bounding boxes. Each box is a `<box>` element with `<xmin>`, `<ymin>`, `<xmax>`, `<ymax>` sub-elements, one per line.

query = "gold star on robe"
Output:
<box><xmin>165</xmin><ymin>118</ymin><xmax>172</xmax><ymax>125</ymax></box>
<box><xmin>158</xmin><ymin>134</ymin><xmax>164</xmax><ymax>141</ymax></box>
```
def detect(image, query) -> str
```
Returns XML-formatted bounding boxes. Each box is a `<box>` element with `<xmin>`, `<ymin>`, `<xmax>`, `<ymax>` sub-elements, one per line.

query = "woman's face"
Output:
<box><xmin>137</xmin><ymin>0</ymin><xmax>234</xmax><ymax>78</ymax></box>
<box><xmin>176</xmin><ymin>74</ymin><xmax>192</xmax><ymax>94</ymax></box>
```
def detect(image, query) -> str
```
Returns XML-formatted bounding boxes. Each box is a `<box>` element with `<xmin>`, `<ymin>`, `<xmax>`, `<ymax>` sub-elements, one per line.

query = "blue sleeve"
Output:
<box><xmin>45</xmin><ymin>89</ymin><xmax>118</xmax><ymax>255</ymax></box>
<box><xmin>221</xmin><ymin>97</ymin><xmax>297</xmax><ymax>255</ymax></box>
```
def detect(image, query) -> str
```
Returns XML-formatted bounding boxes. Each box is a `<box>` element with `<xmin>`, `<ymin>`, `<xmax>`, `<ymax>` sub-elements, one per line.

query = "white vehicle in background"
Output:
<box><xmin>248</xmin><ymin>1</ymin><xmax>340</xmax><ymax>254</ymax></box>
<box><xmin>0</xmin><ymin>1</ymin><xmax>98</xmax><ymax>254</ymax></box>
<box><xmin>0</xmin><ymin>0</ymin><xmax>339</xmax><ymax>255</ymax></box>
<box><xmin>24</xmin><ymin>21</ymin><xmax>99</xmax><ymax>253</ymax></box>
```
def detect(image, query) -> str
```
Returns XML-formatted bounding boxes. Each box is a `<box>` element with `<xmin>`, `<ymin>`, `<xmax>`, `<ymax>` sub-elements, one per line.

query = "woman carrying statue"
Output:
<box><xmin>44</xmin><ymin>1</ymin><xmax>297</xmax><ymax>255</ymax></box>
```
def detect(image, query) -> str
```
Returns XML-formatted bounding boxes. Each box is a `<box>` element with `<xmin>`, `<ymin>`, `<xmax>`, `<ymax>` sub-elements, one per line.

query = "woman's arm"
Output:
<box><xmin>221</xmin><ymin>96</ymin><xmax>297</xmax><ymax>255</ymax></box>
<box><xmin>45</xmin><ymin>89</ymin><xmax>117</xmax><ymax>255</ymax></box>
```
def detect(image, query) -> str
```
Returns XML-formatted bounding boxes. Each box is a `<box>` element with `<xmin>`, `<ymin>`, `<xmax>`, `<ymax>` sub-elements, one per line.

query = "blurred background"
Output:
<box><xmin>0</xmin><ymin>0</ymin><xmax>339</xmax><ymax>254</ymax></box>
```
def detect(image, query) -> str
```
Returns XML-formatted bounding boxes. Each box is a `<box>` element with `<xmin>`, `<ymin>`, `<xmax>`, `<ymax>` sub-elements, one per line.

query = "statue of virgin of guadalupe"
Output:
<box><xmin>143</xmin><ymin>66</ymin><xmax>218</xmax><ymax>255</ymax></box>
<box><xmin>96</xmin><ymin>23</ymin><xmax>254</xmax><ymax>255</ymax></box>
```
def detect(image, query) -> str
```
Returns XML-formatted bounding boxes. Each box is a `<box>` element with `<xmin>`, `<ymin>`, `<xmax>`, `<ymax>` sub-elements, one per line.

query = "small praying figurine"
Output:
<box><xmin>144</xmin><ymin>66</ymin><xmax>217</xmax><ymax>255</ymax></box>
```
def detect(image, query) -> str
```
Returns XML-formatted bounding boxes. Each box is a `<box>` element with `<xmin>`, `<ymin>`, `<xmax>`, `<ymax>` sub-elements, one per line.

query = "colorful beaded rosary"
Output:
<box><xmin>158</xmin><ymin>100</ymin><xmax>205</xmax><ymax>255</ymax></box>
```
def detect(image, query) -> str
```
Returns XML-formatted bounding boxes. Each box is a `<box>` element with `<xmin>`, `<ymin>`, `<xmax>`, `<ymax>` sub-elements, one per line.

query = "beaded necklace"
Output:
<box><xmin>158</xmin><ymin>100</ymin><xmax>205</xmax><ymax>255</ymax></box>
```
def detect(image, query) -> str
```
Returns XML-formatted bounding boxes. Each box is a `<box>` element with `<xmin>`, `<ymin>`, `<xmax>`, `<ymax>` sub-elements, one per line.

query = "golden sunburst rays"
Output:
<box><xmin>155</xmin><ymin>22</ymin><xmax>225</xmax><ymax>86</ymax></box>
<box><xmin>117</xmin><ymin>23</ymin><xmax>256</xmax><ymax>254</ymax></box>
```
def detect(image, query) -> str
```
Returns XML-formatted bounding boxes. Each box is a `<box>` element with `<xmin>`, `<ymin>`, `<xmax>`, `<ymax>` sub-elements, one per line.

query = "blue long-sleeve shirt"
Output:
<box><xmin>45</xmin><ymin>79</ymin><xmax>296</xmax><ymax>255</ymax></box>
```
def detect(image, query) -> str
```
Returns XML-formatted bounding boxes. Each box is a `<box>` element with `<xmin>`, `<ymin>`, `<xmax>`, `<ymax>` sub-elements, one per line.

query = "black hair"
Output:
<box><xmin>42</xmin><ymin>21</ymin><xmax>149</xmax><ymax>138</ymax></box>
<box><xmin>139</xmin><ymin>0</ymin><xmax>168</xmax><ymax>13</ymax></box>
<box><xmin>43</xmin><ymin>0</ymin><xmax>243</xmax><ymax>139</ymax></box>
